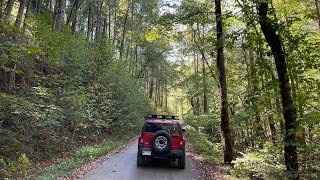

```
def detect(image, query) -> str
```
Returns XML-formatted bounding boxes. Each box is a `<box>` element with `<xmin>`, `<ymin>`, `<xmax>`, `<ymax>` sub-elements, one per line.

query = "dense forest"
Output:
<box><xmin>0</xmin><ymin>0</ymin><xmax>319</xmax><ymax>179</ymax></box>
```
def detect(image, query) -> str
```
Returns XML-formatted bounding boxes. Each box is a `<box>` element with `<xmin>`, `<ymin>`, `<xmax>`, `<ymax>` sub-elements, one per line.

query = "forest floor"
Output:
<box><xmin>187</xmin><ymin>142</ymin><xmax>229</xmax><ymax>180</ymax></box>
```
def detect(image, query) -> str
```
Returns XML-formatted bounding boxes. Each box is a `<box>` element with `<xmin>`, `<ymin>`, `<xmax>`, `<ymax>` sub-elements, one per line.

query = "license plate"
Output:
<box><xmin>142</xmin><ymin>150</ymin><xmax>151</xmax><ymax>156</ymax></box>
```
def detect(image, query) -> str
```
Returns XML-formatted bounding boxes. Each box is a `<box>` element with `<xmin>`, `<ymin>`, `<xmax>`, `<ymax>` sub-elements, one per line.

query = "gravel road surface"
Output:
<box><xmin>81</xmin><ymin>140</ymin><xmax>200</xmax><ymax>180</ymax></box>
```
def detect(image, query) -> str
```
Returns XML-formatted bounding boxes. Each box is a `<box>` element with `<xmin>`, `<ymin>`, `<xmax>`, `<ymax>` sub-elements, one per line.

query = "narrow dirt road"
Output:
<box><xmin>80</xmin><ymin>140</ymin><xmax>200</xmax><ymax>180</ymax></box>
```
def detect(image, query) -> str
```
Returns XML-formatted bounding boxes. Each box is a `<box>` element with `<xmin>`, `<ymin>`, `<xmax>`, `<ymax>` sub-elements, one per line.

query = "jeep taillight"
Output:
<box><xmin>138</xmin><ymin>136</ymin><xmax>144</xmax><ymax>144</ymax></box>
<box><xmin>179</xmin><ymin>135</ymin><xmax>185</xmax><ymax>146</ymax></box>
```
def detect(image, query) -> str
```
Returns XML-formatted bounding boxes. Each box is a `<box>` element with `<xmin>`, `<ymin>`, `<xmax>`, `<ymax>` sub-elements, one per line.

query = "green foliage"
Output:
<box><xmin>0</xmin><ymin>12</ymin><xmax>152</xmax><ymax>179</ymax></box>
<box><xmin>184</xmin><ymin>114</ymin><xmax>220</xmax><ymax>142</ymax></box>
<box><xmin>185</xmin><ymin>126</ymin><xmax>223</xmax><ymax>163</ymax></box>
<box><xmin>33</xmin><ymin>135</ymin><xmax>134</xmax><ymax>179</ymax></box>
<box><xmin>232</xmin><ymin>142</ymin><xmax>286</xmax><ymax>179</ymax></box>
<box><xmin>0</xmin><ymin>154</ymin><xmax>30</xmax><ymax>179</ymax></box>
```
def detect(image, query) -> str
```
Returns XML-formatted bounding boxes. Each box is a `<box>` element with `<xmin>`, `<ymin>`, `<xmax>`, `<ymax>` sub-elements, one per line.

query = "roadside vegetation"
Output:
<box><xmin>33</xmin><ymin>135</ymin><xmax>135</xmax><ymax>179</ymax></box>
<box><xmin>1</xmin><ymin>0</ymin><xmax>320</xmax><ymax>179</ymax></box>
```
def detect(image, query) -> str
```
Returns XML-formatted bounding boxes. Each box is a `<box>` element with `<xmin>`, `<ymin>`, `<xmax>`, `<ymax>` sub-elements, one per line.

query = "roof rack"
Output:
<box><xmin>144</xmin><ymin>114</ymin><xmax>179</xmax><ymax>120</ymax></box>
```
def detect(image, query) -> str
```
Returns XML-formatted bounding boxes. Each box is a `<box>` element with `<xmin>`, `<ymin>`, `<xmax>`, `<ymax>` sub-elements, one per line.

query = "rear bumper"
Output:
<box><xmin>138</xmin><ymin>144</ymin><xmax>185</xmax><ymax>158</ymax></box>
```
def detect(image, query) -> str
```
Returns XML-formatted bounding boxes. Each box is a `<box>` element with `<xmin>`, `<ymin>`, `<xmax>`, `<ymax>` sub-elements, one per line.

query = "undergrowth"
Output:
<box><xmin>32</xmin><ymin>134</ymin><xmax>135</xmax><ymax>179</ymax></box>
<box><xmin>185</xmin><ymin>126</ymin><xmax>223</xmax><ymax>163</ymax></box>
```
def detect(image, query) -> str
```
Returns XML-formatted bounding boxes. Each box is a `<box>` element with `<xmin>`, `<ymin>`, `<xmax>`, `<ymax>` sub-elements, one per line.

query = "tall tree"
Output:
<box><xmin>23</xmin><ymin>0</ymin><xmax>31</xmax><ymax>31</ymax></box>
<box><xmin>4</xmin><ymin>0</ymin><xmax>15</xmax><ymax>23</ymax></box>
<box><xmin>112</xmin><ymin>0</ymin><xmax>118</xmax><ymax>45</ymax></box>
<box><xmin>15</xmin><ymin>0</ymin><xmax>27</xmax><ymax>30</ymax></box>
<box><xmin>53</xmin><ymin>0</ymin><xmax>65</xmax><ymax>31</ymax></box>
<box><xmin>258</xmin><ymin>2</ymin><xmax>299</xmax><ymax>177</ymax></box>
<box><xmin>119</xmin><ymin>0</ymin><xmax>129</xmax><ymax>59</ymax></box>
<box><xmin>0</xmin><ymin>0</ymin><xmax>3</xmax><ymax>19</ymax></box>
<box><xmin>66</xmin><ymin>0</ymin><xmax>80</xmax><ymax>27</ymax></box>
<box><xmin>215</xmin><ymin>0</ymin><xmax>233</xmax><ymax>164</ymax></box>
<box><xmin>315</xmin><ymin>0</ymin><xmax>320</xmax><ymax>29</ymax></box>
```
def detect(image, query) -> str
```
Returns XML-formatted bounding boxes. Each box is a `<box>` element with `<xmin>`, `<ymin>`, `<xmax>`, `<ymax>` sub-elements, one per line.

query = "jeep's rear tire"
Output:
<box><xmin>178</xmin><ymin>148</ymin><xmax>185</xmax><ymax>169</ymax></box>
<box><xmin>137</xmin><ymin>153</ymin><xmax>144</xmax><ymax>167</ymax></box>
<box><xmin>178</xmin><ymin>156</ymin><xmax>185</xmax><ymax>169</ymax></box>
<box><xmin>151</xmin><ymin>130</ymin><xmax>172</xmax><ymax>153</ymax></box>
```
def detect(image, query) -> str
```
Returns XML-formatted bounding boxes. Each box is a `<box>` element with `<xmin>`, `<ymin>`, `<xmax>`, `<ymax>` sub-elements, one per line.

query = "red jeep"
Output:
<box><xmin>137</xmin><ymin>115</ymin><xmax>186</xmax><ymax>169</ymax></box>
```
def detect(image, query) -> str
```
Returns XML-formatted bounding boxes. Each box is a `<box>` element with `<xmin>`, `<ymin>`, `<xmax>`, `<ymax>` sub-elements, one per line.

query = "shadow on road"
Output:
<box><xmin>140</xmin><ymin>159</ymin><xmax>182</xmax><ymax>170</ymax></box>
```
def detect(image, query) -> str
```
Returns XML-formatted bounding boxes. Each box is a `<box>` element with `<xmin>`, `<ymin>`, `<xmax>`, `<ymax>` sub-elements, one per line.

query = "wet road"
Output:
<box><xmin>81</xmin><ymin>139</ymin><xmax>200</xmax><ymax>180</ymax></box>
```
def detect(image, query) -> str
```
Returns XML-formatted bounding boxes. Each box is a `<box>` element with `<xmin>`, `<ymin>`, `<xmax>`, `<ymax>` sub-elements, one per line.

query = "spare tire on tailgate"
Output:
<box><xmin>151</xmin><ymin>130</ymin><xmax>172</xmax><ymax>153</ymax></box>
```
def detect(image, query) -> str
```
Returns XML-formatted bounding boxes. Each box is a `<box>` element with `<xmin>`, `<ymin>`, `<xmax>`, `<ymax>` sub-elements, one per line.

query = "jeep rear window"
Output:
<box><xmin>145</xmin><ymin>123</ymin><xmax>180</xmax><ymax>134</ymax></box>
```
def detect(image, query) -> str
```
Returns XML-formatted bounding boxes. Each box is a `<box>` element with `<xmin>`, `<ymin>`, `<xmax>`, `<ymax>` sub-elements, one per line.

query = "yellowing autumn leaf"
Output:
<box><xmin>145</xmin><ymin>29</ymin><xmax>160</xmax><ymax>42</ymax></box>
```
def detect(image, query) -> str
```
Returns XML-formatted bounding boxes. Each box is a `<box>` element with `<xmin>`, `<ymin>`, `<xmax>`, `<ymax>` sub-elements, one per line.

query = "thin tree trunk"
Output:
<box><xmin>215</xmin><ymin>0</ymin><xmax>233</xmax><ymax>164</ymax></box>
<box><xmin>192</xmin><ymin>29</ymin><xmax>200</xmax><ymax>115</ymax></box>
<box><xmin>165</xmin><ymin>82</ymin><xmax>168</xmax><ymax>109</ymax></box>
<box><xmin>0</xmin><ymin>0</ymin><xmax>3</xmax><ymax>19</ymax></box>
<box><xmin>50</xmin><ymin>0</ymin><xmax>54</xmax><ymax>15</ymax></box>
<box><xmin>15</xmin><ymin>0</ymin><xmax>27</xmax><ymax>30</ymax></box>
<box><xmin>149</xmin><ymin>77</ymin><xmax>154</xmax><ymax>99</ymax></box>
<box><xmin>315</xmin><ymin>0</ymin><xmax>320</xmax><ymax>29</ymax></box>
<box><xmin>4</xmin><ymin>0</ymin><xmax>15</xmax><ymax>23</ymax></box>
<box><xmin>53</xmin><ymin>0</ymin><xmax>65</xmax><ymax>32</ymax></box>
<box><xmin>119</xmin><ymin>2</ymin><xmax>129</xmax><ymax>59</ymax></box>
<box><xmin>66</xmin><ymin>0</ymin><xmax>79</xmax><ymax>27</ymax></box>
<box><xmin>87</xmin><ymin>0</ymin><xmax>93</xmax><ymax>39</ymax></box>
<box><xmin>103</xmin><ymin>16</ymin><xmax>107</xmax><ymax>34</ymax></box>
<box><xmin>258</xmin><ymin>2</ymin><xmax>298</xmax><ymax>177</ymax></box>
<box><xmin>36</xmin><ymin>0</ymin><xmax>42</xmax><ymax>13</ymax></box>
<box><xmin>135</xmin><ymin>45</ymin><xmax>138</xmax><ymax>74</ymax></box>
<box><xmin>95</xmin><ymin>0</ymin><xmax>102</xmax><ymax>38</ymax></box>
<box><xmin>108</xmin><ymin>0</ymin><xmax>111</xmax><ymax>40</ymax></box>
<box><xmin>112</xmin><ymin>0</ymin><xmax>118</xmax><ymax>45</ymax></box>
<box><xmin>249</xmin><ymin>42</ymin><xmax>266</xmax><ymax>147</ymax></box>
<box><xmin>271</xmin><ymin>72</ymin><xmax>285</xmax><ymax>135</ymax></box>
<box><xmin>23</xmin><ymin>0</ymin><xmax>31</xmax><ymax>31</ymax></box>
<box><xmin>266</xmin><ymin>73</ymin><xmax>276</xmax><ymax>142</ymax></box>
<box><xmin>71</xmin><ymin>5</ymin><xmax>78</xmax><ymax>34</ymax></box>
<box><xmin>130</xmin><ymin>0</ymin><xmax>134</xmax><ymax>60</ymax></box>
<box><xmin>202</xmin><ymin>57</ymin><xmax>208</xmax><ymax>113</ymax></box>
<box><xmin>197</xmin><ymin>23</ymin><xmax>208</xmax><ymax>113</ymax></box>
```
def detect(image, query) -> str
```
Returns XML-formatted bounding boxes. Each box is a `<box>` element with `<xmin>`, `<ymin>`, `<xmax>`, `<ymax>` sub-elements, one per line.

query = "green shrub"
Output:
<box><xmin>186</xmin><ymin>126</ymin><xmax>223</xmax><ymax>163</ymax></box>
<box><xmin>232</xmin><ymin>142</ymin><xmax>285</xmax><ymax>180</ymax></box>
<box><xmin>184</xmin><ymin>114</ymin><xmax>220</xmax><ymax>142</ymax></box>
<box><xmin>0</xmin><ymin>154</ymin><xmax>30</xmax><ymax>179</ymax></box>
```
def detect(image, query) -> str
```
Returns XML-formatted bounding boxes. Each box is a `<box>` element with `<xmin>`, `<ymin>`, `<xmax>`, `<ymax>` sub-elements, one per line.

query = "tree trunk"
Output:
<box><xmin>95</xmin><ymin>0</ymin><xmax>102</xmax><ymax>38</ymax></box>
<box><xmin>119</xmin><ymin>2</ymin><xmax>129</xmax><ymax>59</ymax></box>
<box><xmin>71</xmin><ymin>6</ymin><xmax>78</xmax><ymax>33</ymax></box>
<box><xmin>23</xmin><ymin>0</ymin><xmax>31</xmax><ymax>31</ymax></box>
<box><xmin>149</xmin><ymin>77</ymin><xmax>154</xmax><ymax>99</ymax></box>
<box><xmin>315</xmin><ymin>0</ymin><xmax>320</xmax><ymax>29</ymax></box>
<box><xmin>4</xmin><ymin>0</ymin><xmax>15</xmax><ymax>23</ymax></box>
<box><xmin>112</xmin><ymin>0</ymin><xmax>118</xmax><ymax>45</ymax></box>
<box><xmin>165</xmin><ymin>82</ymin><xmax>168</xmax><ymax>109</ymax></box>
<box><xmin>15</xmin><ymin>0</ymin><xmax>27</xmax><ymax>30</ymax></box>
<box><xmin>0</xmin><ymin>0</ymin><xmax>3</xmax><ymax>19</ymax></box>
<box><xmin>36</xmin><ymin>0</ymin><xmax>42</xmax><ymax>13</ymax></box>
<box><xmin>87</xmin><ymin>0</ymin><xmax>93</xmax><ymax>39</ymax></box>
<box><xmin>202</xmin><ymin>57</ymin><xmax>208</xmax><ymax>113</ymax></box>
<box><xmin>53</xmin><ymin>0</ymin><xmax>65</xmax><ymax>32</ymax></box>
<box><xmin>50</xmin><ymin>0</ymin><xmax>54</xmax><ymax>15</ymax></box>
<box><xmin>108</xmin><ymin>0</ymin><xmax>111</xmax><ymax>40</ymax></box>
<box><xmin>258</xmin><ymin>2</ymin><xmax>298</xmax><ymax>177</ymax></box>
<box><xmin>66</xmin><ymin>0</ymin><xmax>79</xmax><ymax>27</ymax></box>
<box><xmin>249</xmin><ymin>42</ymin><xmax>266</xmax><ymax>147</ymax></box>
<box><xmin>197</xmin><ymin>23</ymin><xmax>208</xmax><ymax>114</ymax></box>
<box><xmin>267</xmin><ymin>82</ymin><xmax>277</xmax><ymax>142</ymax></box>
<box><xmin>215</xmin><ymin>0</ymin><xmax>233</xmax><ymax>164</ymax></box>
